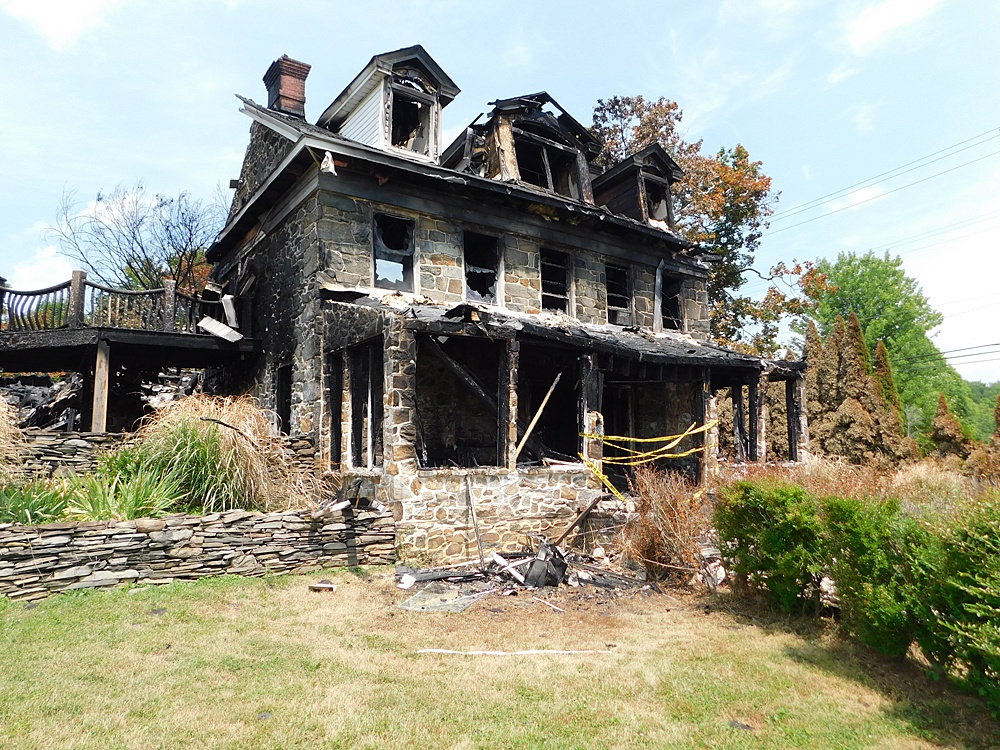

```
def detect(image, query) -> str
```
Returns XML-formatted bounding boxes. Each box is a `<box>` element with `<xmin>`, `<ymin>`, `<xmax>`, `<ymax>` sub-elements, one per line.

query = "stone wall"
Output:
<box><xmin>16</xmin><ymin>431</ymin><xmax>125</xmax><ymax>476</ymax></box>
<box><xmin>382</xmin><ymin>466</ymin><xmax>603</xmax><ymax>563</ymax></box>
<box><xmin>229</xmin><ymin>122</ymin><xmax>294</xmax><ymax>220</ymax></box>
<box><xmin>0</xmin><ymin>507</ymin><xmax>394</xmax><ymax>602</ymax></box>
<box><xmin>15</xmin><ymin>430</ymin><xmax>320</xmax><ymax>478</ymax></box>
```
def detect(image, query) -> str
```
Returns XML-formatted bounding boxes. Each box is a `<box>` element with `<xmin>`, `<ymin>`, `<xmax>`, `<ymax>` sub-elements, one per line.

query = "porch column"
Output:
<box><xmin>732</xmin><ymin>385</ymin><xmax>747</xmax><ymax>462</ymax></box>
<box><xmin>747</xmin><ymin>378</ymin><xmax>759</xmax><ymax>462</ymax></box>
<box><xmin>786</xmin><ymin>377</ymin><xmax>799</xmax><ymax>461</ymax></box>
<box><xmin>90</xmin><ymin>339</ymin><xmax>110</xmax><ymax>432</ymax></box>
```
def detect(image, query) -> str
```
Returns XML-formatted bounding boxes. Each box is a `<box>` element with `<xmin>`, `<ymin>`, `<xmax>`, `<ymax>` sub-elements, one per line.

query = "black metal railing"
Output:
<box><xmin>0</xmin><ymin>270</ymin><xmax>219</xmax><ymax>334</ymax></box>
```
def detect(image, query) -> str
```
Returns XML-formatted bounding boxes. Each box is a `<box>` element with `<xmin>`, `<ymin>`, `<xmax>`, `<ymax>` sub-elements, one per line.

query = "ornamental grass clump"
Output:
<box><xmin>123</xmin><ymin>394</ymin><xmax>317</xmax><ymax>513</ymax></box>
<box><xmin>0</xmin><ymin>397</ymin><xmax>25</xmax><ymax>484</ymax></box>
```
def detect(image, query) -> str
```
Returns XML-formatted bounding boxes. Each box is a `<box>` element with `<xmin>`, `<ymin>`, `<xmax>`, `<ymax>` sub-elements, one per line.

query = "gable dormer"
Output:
<box><xmin>442</xmin><ymin>92</ymin><xmax>601</xmax><ymax>203</ymax></box>
<box><xmin>592</xmin><ymin>143</ymin><xmax>684</xmax><ymax>231</ymax></box>
<box><xmin>317</xmin><ymin>45</ymin><xmax>459</xmax><ymax>163</ymax></box>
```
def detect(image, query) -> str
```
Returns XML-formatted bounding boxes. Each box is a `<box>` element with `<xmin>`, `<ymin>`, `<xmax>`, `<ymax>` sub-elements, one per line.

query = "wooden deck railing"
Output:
<box><xmin>0</xmin><ymin>271</ymin><xmax>219</xmax><ymax>334</ymax></box>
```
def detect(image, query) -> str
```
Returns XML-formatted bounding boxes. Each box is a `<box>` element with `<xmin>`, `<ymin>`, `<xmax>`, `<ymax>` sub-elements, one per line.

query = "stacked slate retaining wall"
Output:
<box><xmin>0</xmin><ymin>508</ymin><xmax>394</xmax><ymax>602</ymax></box>
<box><xmin>16</xmin><ymin>430</ymin><xmax>319</xmax><ymax>477</ymax></box>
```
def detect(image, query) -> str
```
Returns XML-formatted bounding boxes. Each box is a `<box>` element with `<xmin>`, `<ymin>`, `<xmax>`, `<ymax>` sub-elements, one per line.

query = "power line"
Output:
<box><xmin>865</xmin><ymin>209</ymin><xmax>1000</xmax><ymax>254</ymax></box>
<box><xmin>762</xmin><ymin>148</ymin><xmax>1000</xmax><ymax>237</ymax></box>
<box><xmin>897</xmin><ymin>224</ymin><xmax>1000</xmax><ymax>257</ymax></box>
<box><xmin>769</xmin><ymin>126</ymin><xmax>1000</xmax><ymax>221</ymax></box>
<box><xmin>894</xmin><ymin>342</ymin><xmax>1000</xmax><ymax>364</ymax></box>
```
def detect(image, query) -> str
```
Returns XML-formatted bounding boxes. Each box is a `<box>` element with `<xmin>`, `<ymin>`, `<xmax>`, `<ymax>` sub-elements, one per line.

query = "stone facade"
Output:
<box><xmin>0</xmin><ymin>507</ymin><xmax>393</xmax><ymax>602</ymax></box>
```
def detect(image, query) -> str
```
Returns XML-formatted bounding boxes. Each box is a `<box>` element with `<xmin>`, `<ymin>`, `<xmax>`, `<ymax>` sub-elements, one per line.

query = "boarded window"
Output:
<box><xmin>540</xmin><ymin>248</ymin><xmax>570</xmax><ymax>313</ymax></box>
<box><xmin>373</xmin><ymin>214</ymin><xmax>414</xmax><ymax>292</ymax></box>
<box><xmin>661</xmin><ymin>273</ymin><xmax>684</xmax><ymax>331</ymax></box>
<box><xmin>605</xmin><ymin>263</ymin><xmax>632</xmax><ymax>326</ymax></box>
<box><xmin>464</xmin><ymin>231</ymin><xmax>499</xmax><ymax>302</ymax></box>
<box><xmin>349</xmin><ymin>340</ymin><xmax>384</xmax><ymax>469</ymax></box>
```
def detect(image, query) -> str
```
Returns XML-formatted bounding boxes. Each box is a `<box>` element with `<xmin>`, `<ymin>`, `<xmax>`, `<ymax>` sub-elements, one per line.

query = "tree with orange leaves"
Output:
<box><xmin>593</xmin><ymin>95</ymin><xmax>809</xmax><ymax>354</ymax></box>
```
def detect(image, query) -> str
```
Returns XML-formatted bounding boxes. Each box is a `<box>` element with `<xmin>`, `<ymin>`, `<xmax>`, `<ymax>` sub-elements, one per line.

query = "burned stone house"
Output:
<box><xmin>206</xmin><ymin>46</ymin><xmax>805</xmax><ymax>559</ymax></box>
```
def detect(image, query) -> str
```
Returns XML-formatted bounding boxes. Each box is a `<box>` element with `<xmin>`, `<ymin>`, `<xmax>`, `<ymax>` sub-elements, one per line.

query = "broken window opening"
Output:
<box><xmin>540</xmin><ymin>248</ymin><xmax>570</xmax><ymax>313</ymax></box>
<box><xmin>373</xmin><ymin>214</ymin><xmax>415</xmax><ymax>292</ymax></box>
<box><xmin>390</xmin><ymin>88</ymin><xmax>431</xmax><ymax>155</ymax></box>
<box><xmin>661</xmin><ymin>273</ymin><xmax>684</xmax><ymax>331</ymax></box>
<box><xmin>646</xmin><ymin>180</ymin><xmax>670</xmax><ymax>221</ymax></box>
<box><xmin>605</xmin><ymin>263</ymin><xmax>632</xmax><ymax>326</ymax></box>
<box><xmin>463</xmin><ymin>231</ymin><xmax>500</xmax><ymax>303</ymax></box>
<box><xmin>349</xmin><ymin>340</ymin><xmax>384</xmax><ymax>469</ymax></box>
<box><xmin>512</xmin><ymin>132</ymin><xmax>580</xmax><ymax>199</ymax></box>
<box><xmin>514</xmin><ymin>139</ymin><xmax>549</xmax><ymax>189</ymax></box>
<box><xmin>275</xmin><ymin>363</ymin><xmax>292</xmax><ymax>435</ymax></box>
<box><xmin>415</xmin><ymin>336</ymin><xmax>504</xmax><ymax>468</ymax></box>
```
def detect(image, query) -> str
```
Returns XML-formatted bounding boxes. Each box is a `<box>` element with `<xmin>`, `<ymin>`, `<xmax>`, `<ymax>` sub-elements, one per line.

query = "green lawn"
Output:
<box><xmin>0</xmin><ymin>571</ymin><xmax>996</xmax><ymax>749</ymax></box>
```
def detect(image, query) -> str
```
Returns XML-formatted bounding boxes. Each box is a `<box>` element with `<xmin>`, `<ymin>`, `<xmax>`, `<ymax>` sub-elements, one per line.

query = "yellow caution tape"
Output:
<box><xmin>578</xmin><ymin>420</ymin><xmax>717</xmax><ymax>467</ymax></box>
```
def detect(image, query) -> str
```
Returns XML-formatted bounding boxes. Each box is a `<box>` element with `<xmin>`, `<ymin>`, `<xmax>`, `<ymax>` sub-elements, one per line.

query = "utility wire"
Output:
<box><xmin>769</xmin><ymin>126</ymin><xmax>1000</xmax><ymax>221</ymax></box>
<box><xmin>897</xmin><ymin>224</ymin><xmax>1000</xmax><ymax>257</ymax></box>
<box><xmin>762</xmin><ymin>148</ymin><xmax>1000</xmax><ymax>237</ymax></box>
<box><xmin>894</xmin><ymin>343</ymin><xmax>1000</xmax><ymax>364</ymax></box>
<box><xmin>866</xmin><ymin>209</ymin><xmax>1000</xmax><ymax>254</ymax></box>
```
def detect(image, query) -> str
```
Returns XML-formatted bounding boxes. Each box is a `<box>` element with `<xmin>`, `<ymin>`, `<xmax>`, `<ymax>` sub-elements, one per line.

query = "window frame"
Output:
<box><xmin>605</xmin><ymin>262</ymin><xmax>633</xmax><ymax>326</ymax></box>
<box><xmin>372</xmin><ymin>213</ymin><xmax>416</xmax><ymax>293</ymax></box>
<box><xmin>540</xmin><ymin>247</ymin><xmax>572</xmax><ymax>314</ymax></box>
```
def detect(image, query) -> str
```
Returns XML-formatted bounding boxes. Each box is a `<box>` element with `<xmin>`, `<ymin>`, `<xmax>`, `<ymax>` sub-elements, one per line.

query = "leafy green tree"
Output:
<box><xmin>592</xmin><ymin>96</ymin><xmax>788</xmax><ymax>353</ymax></box>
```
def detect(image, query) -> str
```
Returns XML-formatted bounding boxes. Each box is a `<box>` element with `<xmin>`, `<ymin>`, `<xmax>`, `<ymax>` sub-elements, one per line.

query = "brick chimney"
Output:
<box><xmin>263</xmin><ymin>55</ymin><xmax>311</xmax><ymax>119</ymax></box>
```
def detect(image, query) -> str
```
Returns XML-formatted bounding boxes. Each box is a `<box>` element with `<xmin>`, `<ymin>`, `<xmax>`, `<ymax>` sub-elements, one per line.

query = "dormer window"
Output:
<box><xmin>389</xmin><ymin>69</ymin><xmax>436</xmax><ymax>156</ymax></box>
<box><xmin>317</xmin><ymin>46</ymin><xmax>459</xmax><ymax>163</ymax></box>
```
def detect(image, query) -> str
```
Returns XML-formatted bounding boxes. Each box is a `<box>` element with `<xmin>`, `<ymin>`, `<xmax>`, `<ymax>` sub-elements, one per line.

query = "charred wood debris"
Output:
<box><xmin>393</xmin><ymin>497</ymin><xmax>727</xmax><ymax>612</ymax></box>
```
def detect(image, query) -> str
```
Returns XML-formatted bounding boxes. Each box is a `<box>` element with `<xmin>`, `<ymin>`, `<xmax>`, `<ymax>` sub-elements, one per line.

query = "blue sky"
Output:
<box><xmin>2</xmin><ymin>0</ymin><xmax>998</xmax><ymax>380</ymax></box>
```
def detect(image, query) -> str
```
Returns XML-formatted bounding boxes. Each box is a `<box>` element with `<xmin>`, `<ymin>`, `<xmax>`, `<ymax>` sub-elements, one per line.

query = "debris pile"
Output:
<box><xmin>395</xmin><ymin>535</ymin><xmax>654</xmax><ymax>613</ymax></box>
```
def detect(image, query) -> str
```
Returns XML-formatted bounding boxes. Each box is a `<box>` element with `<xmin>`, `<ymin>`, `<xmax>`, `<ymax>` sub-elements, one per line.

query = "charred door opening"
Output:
<box><xmin>349</xmin><ymin>339</ymin><xmax>384</xmax><ymax>469</ymax></box>
<box><xmin>516</xmin><ymin>343</ymin><xmax>579</xmax><ymax>461</ymax></box>
<box><xmin>415</xmin><ymin>335</ymin><xmax>505</xmax><ymax>467</ymax></box>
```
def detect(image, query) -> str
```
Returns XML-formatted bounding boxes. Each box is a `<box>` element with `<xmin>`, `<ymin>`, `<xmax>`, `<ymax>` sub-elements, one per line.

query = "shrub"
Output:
<box><xmin>0</xmin><ymin>479</ymin><xmax>68</xmax><ymax>524</ymax></box>
<box><xmin>621</xmin><ymin>467</ymin><xmax>709</xmax><ymax>583</ymax></box>
<box><xmin>918</xmin><ymin>496</ymin><xmax>1000</xmax><ymax>714</ymax></box>
<box><xmin>715</xmin><ymin>480</ymin><xmax>827</xmax><ymax>614</ymax></box>
<box><xmin>824</xmin><ymin>495</ymin><xmax>919</xmax><ymax>657</ymax></box>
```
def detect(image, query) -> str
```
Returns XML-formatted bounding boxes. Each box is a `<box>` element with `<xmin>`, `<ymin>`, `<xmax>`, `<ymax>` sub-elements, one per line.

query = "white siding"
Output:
<box><xmin>340</xmin><ymin>86</ymin><xmax>383</xmax><ymax>148</ymax></box>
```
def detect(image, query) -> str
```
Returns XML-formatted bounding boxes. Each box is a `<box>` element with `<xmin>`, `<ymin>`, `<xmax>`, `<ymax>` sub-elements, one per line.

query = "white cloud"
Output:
<box><xmin>827</xmin><ymin>63</ymin><xmax>860</xmax><ymax>85</ymax></box>
<box><xmin>8</xmin><ymin>245</ymin><xmax>73</xmax><ymax>291</ymax></box>
<box><xmin>823</xmin><ymin>185</ymin><xmax>887</xmax><ymax>212</ymax></box>
<box><xmin>0</xmin><ymin>0</ymin><xmax>125</xmax><ymax>50</ymax></box>
<box><xmin>844</xmin><ymin>101</ymin><xmax>881</xmax><ymax>132</ymax></box>
<box><xmin>503</xmin><ymin>36</ymin><xmax>532</xmax><ymax>69</ymax></box>
<box><xmin>843</xmin><ymin>0</ymin><xmax>943</xmax><ymax>57</ymax></box>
